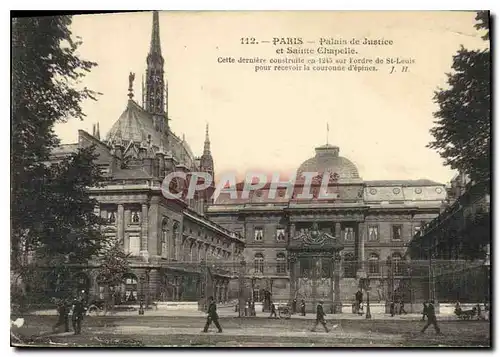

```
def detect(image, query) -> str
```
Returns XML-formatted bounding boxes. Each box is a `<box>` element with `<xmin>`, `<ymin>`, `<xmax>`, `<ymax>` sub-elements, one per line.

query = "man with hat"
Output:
<box><xmin>311</xmin><ymin>301</ymin><xmax>329</xmax><ymax>332</ymax></box>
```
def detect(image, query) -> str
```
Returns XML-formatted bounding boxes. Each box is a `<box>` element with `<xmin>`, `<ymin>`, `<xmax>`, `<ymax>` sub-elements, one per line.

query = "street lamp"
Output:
<box><xmin>407</xmin><ymin>266</ymin><xmax>413</xmax><ymax>313</ymax></box>
<box><xmin>362</xmin><ymin>278</ymin><xmax>372</xmax><ymax>319</ymax></box>
<box><xmin>139</xmin><ymin>275</ymin><xmax>145</xmax><ymax>315</ymax></box>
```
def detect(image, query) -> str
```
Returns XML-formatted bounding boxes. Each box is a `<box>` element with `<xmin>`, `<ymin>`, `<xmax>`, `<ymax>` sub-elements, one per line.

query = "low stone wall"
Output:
<box><xmin>155</xmin><ymin>302</ymin><xmax>199</xmax><ymax>311</ymax></box>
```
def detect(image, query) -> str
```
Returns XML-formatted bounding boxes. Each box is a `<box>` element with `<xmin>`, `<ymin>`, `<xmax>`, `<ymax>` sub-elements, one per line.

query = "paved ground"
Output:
<box><xmin>11</xmin><ymin>313</ymin><xmax>491</xmax><ymax>347</ymax></box>
<box><xmin>28</xmin><ymin>304</ymin><xmax>473</xmax><ymax>320</ymax></box>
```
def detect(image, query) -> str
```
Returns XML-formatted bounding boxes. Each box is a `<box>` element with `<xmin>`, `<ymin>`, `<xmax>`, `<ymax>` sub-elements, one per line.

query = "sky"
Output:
<box><xmin>54</xmin><ymin>11</ymin><xmax>489</xmax><ymax>184</ymax></box>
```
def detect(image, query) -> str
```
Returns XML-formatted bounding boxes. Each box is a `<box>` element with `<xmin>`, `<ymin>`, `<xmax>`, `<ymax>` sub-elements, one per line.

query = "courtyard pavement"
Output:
<box><xmin>11</xmin><ymin>313</ymin><xmax>491</xmax><ymax>347</ymax></box>
<box><xmin>27</xmin><ymin>304</ymin><xmax>468</xmax><ymax>321</ymax></box>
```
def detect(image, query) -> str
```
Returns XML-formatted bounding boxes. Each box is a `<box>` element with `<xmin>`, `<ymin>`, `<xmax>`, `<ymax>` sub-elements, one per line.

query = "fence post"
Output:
<box><xmin>238</xmin><ymin>258</ymin><xmax>246</xmax><ymax>317</ymax></box>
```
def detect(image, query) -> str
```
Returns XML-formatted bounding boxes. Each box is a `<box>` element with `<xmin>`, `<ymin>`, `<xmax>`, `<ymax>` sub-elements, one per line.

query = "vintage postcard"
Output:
<box><xmin>11</xmin><ymin>10</ymin><xmax>491</xmax><ymax>348</ymax></box>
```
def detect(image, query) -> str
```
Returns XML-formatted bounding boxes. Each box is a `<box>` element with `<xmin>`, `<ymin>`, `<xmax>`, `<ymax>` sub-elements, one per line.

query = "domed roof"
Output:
<box><xmin>297</xmin><ymin>144</ymin><xmax>360</xmax><ymax>179</ymax></box>
<box><xmin>105</xmin><ymin>99</ymin><xmax>197</xmax><ymax>169</ymax></box>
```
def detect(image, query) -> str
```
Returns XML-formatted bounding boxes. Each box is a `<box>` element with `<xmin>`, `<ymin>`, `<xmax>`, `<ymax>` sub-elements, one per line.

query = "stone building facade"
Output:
<box><xmin>407</xmin><ymin>175</ymin><xmax>490</xmax><ymax>303</ymax></box>
<box><xmin>51</xmin><ymin>11</ymin><xmax>245</xmax><ymax>305</ymax></box>
<box><xmin>206</xmin><ymin>144</ymin><xmax>447</xmax><ymax>308</ymax></box>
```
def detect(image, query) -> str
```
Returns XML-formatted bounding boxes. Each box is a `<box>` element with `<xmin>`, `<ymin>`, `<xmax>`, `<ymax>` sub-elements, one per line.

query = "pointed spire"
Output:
<box><xmin>145</xmin><ymin>10</ymin><xmax>165</xmax><ymax>115</ymax></box>
<box><xmin>165</xmin><ymin>80</ymin><xmax>169</xmax><ymax>114</ymax></box>
<box><xmin>96</xmin><ymin>122</ymin><xmax>100</xmax><ymax>140</ymax></box>
<box><xmin>149</xmin><ymin>11</ymin><xmax>162</xmax><ymax>56</ymax></box>
<box><xmin>203</xmin><ymin>123</ymin><xmax>211</xmax><ymax>155</ymax></box>
<box><xmin>92</xmin><ymin>124</ymin><xmax>96</xmax><ymax>137</ymax></box>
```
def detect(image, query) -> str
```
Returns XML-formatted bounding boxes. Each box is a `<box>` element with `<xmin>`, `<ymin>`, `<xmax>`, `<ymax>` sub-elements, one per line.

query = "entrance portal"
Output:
<box><xmin>288</xmin><ymin>222</ymin><xmax>344</xmax><ymax>313</ymax></box>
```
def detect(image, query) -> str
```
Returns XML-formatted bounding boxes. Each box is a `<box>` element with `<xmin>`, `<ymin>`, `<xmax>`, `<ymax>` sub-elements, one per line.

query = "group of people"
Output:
<box><xmin>52</xmin><ymin>294</ymin><xmax>87</xmax><ymax>335</ymax></box>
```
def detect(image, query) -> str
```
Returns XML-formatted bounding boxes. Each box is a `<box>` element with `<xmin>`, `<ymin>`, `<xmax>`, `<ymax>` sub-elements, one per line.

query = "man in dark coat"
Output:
<box><xmin>269</xmin><ymin>301</ymin><xmax>277</xmax><ymax>318</ymax></box>
<box><xmin>311</xmin><ymin>301</ymin><xmax>329</xmax><ymax>332</ymax></box>
<box><xmin>52</xmin><ymin>299</ymin><xmax>70</xmax><ymax>333</ymax></box>
<box><xmin>292</xmin><ymin>299</ymin><xmax>297</xmax><ymax>314</ymax></box>
<box><xmin>71</xmin><ymin>297</ymin><xmax>86</xmax><ymax>335</ymax></box>
<box><xmin>422</xmin><ymin>301</ymin><xmax>428</xmax><ymax>321</ymax></box>
<box><xmin>203</xmin><ymin>296</ymin><xmax>223</xmax><ymax>333</ymax></box>
<box><xmin>421</xmin><ymin>300</ymin><xmax>442</xmax><ymax>335</ymax></box>
<box><xmin>300</xmin><ymin>299</ymin><xmax>306</xmax><ymax>316</ymax></box>
<box><xmin>355</xmin><ymin>289</ymin><xmax>363</xmax><ymax>313</ymax></box>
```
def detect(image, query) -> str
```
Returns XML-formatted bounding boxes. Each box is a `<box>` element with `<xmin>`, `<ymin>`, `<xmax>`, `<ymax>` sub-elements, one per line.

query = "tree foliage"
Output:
<box><xmin>428</xmin><ymin>11</ymin><xmax>491</xmax><ymax>187</ymax></box>
<box><xmin>11</xmin><ymin>15</ymin><xmax>105</xmax><ymax>302</ymax></box>
<box><xmin>97</xmin><ymin>239</ymin><xmax>131</xmax><ymax>289</ymax></box>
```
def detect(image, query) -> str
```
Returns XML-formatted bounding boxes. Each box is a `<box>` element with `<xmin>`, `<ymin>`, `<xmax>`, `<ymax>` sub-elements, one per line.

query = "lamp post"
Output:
<box><xmin>386</xmin><ymin>256</ymin><xmax>393</xmax><ymax>313</ymax></box>
<box><xmin>139</xmin><ymin>275</ymin><xmax>145</xmax><ymax>315</ymax></box>
<box><xmin>407</xmin><ymin>266</ymin><xmax>413</xmax><ymax>313</ymax></box>
<box><xmin>363</xmin><ymin>278</ymin><xmax>372</xmax><ymax>319</ymax></box>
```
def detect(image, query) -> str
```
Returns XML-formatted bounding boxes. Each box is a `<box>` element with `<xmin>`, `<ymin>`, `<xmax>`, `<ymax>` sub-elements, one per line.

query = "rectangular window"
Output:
<box><xmin>344</xmin><ymin>227</ymin><xmax>354</xmax><ymax>241</ymax></box>
<box><xmin>129</xmin><ymin>235</ymin><xmax>140</xmax><ymax>255</ymax></box>
<box><xmin>368</xmin><ymin>225</ymin><xmax>379</xmax><ymax>241</ymax></box>
<box><xmin>392</xmin><ymin>225</ymin><xmax>402</xmax><ymax>240</ymax></box>
<box><xmin>414</xmin><ymin>226</ymin><xmax>421</xmax><ymax>236</ymax></box>
<box><xmin>254</xmin><ymin>228</ymin><xmax>263</xmax><ymax>241</ymax></box>
<box><xmin>131</xmin><ymin>211</ymin><xmax>141</xmax><ymax>224</ymax></box>
<box><xmin>276</xmin><ymin>228</ymin><xmax>286</xmax><ymax>242</ymax></box>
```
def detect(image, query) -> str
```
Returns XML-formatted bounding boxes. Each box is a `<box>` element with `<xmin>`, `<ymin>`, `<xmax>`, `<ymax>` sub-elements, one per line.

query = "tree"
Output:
<box><xmin>96</xmin><ymin>240</ymin><xmax>131</xmax><ymax>309</ymax></box>
<box><xmin>11</xmin><ymin>15</ymin><xmax>104</xmax><ymax>305</ymax></box>
<box><xmin>428</xmin><ymin>11</ymin><xmax>491</xmax><ymax>188</ymax></box>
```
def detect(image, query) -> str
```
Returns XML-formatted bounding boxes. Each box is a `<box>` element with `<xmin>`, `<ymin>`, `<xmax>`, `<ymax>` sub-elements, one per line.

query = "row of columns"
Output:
<box><xmin>214</xmin><ymin>279</ymin><xmax>230</xmax><ymax>303</ymax></box>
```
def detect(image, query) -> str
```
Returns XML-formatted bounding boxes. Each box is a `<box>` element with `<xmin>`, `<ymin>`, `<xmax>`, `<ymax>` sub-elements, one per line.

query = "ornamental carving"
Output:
<box><xmin>289</xmin><ymin>222</ymin><xmax>344</xmax><ymax>252</ymax></box>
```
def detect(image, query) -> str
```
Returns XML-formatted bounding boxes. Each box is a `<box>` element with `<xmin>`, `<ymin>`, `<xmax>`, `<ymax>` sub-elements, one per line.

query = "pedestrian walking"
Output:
<box><xmin>300</xmin><ymin>299</ymin><xmax>306</xmax><ymax>316</ymax></box>
<box><xmin>203</xmin><ymin>296</ymin><xmax>223</xmax><ymax>333</ymax></box>
<box><xmin>311</xmin><ymin>301</ymin><xmax>329</xmax><ymax>332</ymax></box>
<box><xmin>269</xmin><ymin>301</ymin><xmax>277</xmax><ymax>318</ymax></box>
<box><xmin>422</xmin><ymin>301</ymin><xmax>428</xmax><ymax>321</ymax></box>
<box><xmin>292</xmin><ymin>299</ymin><xmax>297</xmax><ymax>314</ymax></box>
<box><xmin>421</xmin><ymin>300</ymin><xmax>442</xmax><ymax>335</ymax></box>
<box><xmin>52</xmin><ymin>299</ymin><xmax>70</xmax><ymax>333</ymax></box>
<box><xmin>355</xmin><ymin>289</ymin><xmax>363</xmax><ymax>314</ymax></box>
<box><xmin>390</xmin><ymin>301</ymin><xmax>395</xmax><ymax>317</ymax></box>
<box><xmin>399</xmin><ymin>300</ymin><xmax>407</xmax><ymax>315</ymax></box>
<box><xmin>71</xmin><ymin>297</ymin><xmax>86</xmax><ymax>335</ymax></box>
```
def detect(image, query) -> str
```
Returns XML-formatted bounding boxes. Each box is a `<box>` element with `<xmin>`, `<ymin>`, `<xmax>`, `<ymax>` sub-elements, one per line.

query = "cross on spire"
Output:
<box><xmin>326</xmin><ymin>122</ymin><xmax>330</xmax><ymax>145</ymax></box>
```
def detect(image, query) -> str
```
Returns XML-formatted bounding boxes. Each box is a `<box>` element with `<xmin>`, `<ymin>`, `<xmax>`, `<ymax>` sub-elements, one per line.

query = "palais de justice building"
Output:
<box><xmin>53</xmin><ymin>11</ymin><xmax>447</xmax><ymax>309</ymax></box>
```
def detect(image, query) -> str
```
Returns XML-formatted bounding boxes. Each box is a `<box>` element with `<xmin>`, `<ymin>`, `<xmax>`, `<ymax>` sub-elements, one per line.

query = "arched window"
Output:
<box><xmin>392</xmin><ymin>253</ymin><xmax>403</xmax><ymax>275</ymax></box>
<box><xmin>161</xmin><ymin>218</ymin><xmax>168</xmax><ymax>259</ymax></box>
<box><xmin>276</xmin><ymin>253</ymin><xmax>286</xmax><ymax>274</ymax></box>
<box><xmin>368</xmin><ymin>253</ymin><xmax>380</xmax><ymax>274</ymax></box>
<box><xmin>343</xmin><ymin>253</ymin><xmax>356</xmax><ymax>278</ymax></box>
<box><xmin>254</xmin><ymin>253</ymin><xmax>264</xmax><ymax>274</ymax></box>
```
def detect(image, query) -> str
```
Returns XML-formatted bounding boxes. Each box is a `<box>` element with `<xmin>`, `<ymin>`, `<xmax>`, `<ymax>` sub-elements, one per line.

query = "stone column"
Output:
<box><xmin>311</xmin><ymin>257</ymin><xmax>318</xmax><ymax>311</ymax></box>
<box><xmin>140</xmin><ymin>203</ymin><xmax>149</xmax><ymax>261</ymax></box>
<box><xmin>335</xmin><ymin>222</ymin><xmax>342</xmax><ymax>240</ymax></box>
<box><xmin>117</xmin><ymin>204</ymin><xmax>125</xmax><ymax>251</ymax></box>
<box><xmin>329</xmin><ymin>258</ymin><xmax>335</xmax><ymax>313</ymax></box>
<box><xmin>333</xmin><ymin>252</ymin><xmax>342</xmax><ymax>313</ymax></box>
<box><xmin>288</xmin><ymin>253</ymin><xmax>297</xmax><ymax>305</ymax></box>
<box><xmin>238</xmin><ymin>259</ymin><xmax>246</xmax><ymax>317</ymax></box>
<box><xmin>357</xmin><ymin>222</ymin><xmax>366</xmax><ymax>275</ymax></box>
<box><xmin>289</xmin><ymin>223</ymin><xmax>296</xmax><ymax>239</ymax></box>
<box><xmin>225</xmin><ymin>280</ymin><xmax>229</xmax><ymax>303</ymax></box>
<box><xmin>148</xmin><ymin>197</ymin><xmax>159</xmax><ymax>257</ymax></box>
